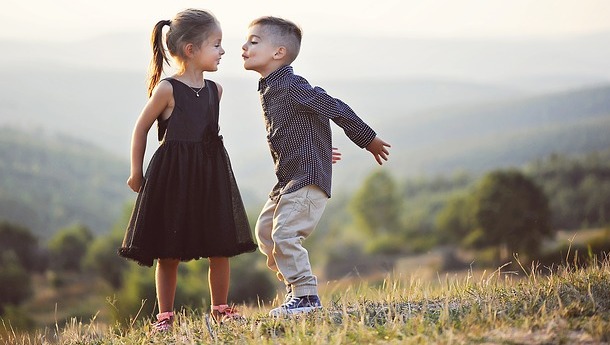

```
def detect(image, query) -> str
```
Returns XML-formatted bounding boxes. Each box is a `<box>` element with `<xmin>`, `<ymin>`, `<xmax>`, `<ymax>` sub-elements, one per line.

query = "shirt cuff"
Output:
<box><xmin>352</xmin><ymin>126</ymin><xmax>377</xmax><ymax>149</ymax></box>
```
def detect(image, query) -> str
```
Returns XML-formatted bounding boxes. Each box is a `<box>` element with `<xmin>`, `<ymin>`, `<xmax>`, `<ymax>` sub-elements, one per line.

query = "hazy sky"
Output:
<box><xmin>3</xmin><ymin>0</ymin><xmax>610</xmax><ymax>41</ymax></box>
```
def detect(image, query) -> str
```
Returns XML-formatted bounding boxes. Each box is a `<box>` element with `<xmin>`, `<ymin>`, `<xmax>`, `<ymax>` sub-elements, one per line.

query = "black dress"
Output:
<box><xmin>119</xmin><ymin>78</ymin><xmax>257</xmax><ymax>267</ymax></box>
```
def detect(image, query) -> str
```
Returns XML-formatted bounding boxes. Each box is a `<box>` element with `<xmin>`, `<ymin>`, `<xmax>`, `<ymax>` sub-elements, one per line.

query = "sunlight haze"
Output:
<box><xmin>3</xmin><ymin>0</ymin><xmax>610</xmax><ymax>41</ymax></box>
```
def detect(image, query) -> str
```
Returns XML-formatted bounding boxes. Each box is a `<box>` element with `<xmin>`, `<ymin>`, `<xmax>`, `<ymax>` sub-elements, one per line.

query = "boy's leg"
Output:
<box><xmin>271</xmin><ymin>185</ymin><xmax>328</xmax><ymax>297</ymax></box>
<box><xmin>255</xmin><ymin>198</ymin><xmax>286</xmax><ymax>282</ymax></box>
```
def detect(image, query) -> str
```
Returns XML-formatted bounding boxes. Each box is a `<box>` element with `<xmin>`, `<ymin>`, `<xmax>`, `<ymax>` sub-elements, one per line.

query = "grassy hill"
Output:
<box><xmin>2</xmin><ymin>256</ymin><xmax>609</xmax><ymax>344</ymax></box>
<box><xmin>0</xmin><ymin>127</ymin><xmax>131</xmax><ymax>238</ymax></box>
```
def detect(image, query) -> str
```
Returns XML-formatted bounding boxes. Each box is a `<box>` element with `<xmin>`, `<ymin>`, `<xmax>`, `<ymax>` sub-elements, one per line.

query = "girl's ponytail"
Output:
<box><xmin>147</xmin><ymin>20</ymin><xmax>171</xmax><ymax>97</ymax></box>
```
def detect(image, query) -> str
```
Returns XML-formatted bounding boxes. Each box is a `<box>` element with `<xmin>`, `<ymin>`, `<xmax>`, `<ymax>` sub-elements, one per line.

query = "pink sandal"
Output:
<box><xmin>211</xmin><ymin>304</ymin><xmax>243</xmax><ymax>323</ymax></box>
<box><xmin>152</xmin><ymin>311</ymin><xmax>174</xmax><ymax>332</ymax></box>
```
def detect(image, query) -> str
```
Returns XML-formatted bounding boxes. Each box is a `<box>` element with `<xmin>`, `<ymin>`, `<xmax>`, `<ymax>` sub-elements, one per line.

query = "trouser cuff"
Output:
<box><xmin>292</xmin><ymin>285</ymin><xmax>318</xmax><ymax>297</ymax></box>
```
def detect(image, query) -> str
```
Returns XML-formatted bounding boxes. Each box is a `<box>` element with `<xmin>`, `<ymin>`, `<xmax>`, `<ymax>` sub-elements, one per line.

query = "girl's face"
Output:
<box><xmin>193</xmin><ymin>27</ymin><xmax>225</xmax><ymax>72</ymax></box>
<box><xmin>241</xmin><ymin>25</ymin><xmax>279</xmax><ymax>77</ymax></box>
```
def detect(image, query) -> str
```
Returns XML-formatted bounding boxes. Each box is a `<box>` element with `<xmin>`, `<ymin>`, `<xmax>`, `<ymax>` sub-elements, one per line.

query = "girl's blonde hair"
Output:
<box><xmin>147</xmin><ymin>9</ymin><xmax>218</xmax><ymax>97</ymax></box>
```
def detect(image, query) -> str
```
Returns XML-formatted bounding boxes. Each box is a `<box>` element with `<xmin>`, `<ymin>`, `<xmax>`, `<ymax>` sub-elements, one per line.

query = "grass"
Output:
<box><xmin>2</xmin><ymin>255</ymin><xmax>610</xmax><ymax>344</ymax></box>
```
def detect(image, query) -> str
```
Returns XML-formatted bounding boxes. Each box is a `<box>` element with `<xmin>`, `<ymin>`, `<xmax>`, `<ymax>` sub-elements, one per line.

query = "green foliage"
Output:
<box><xmin>83</xmin><ymin>204</ymin><xmax>133</xmax><ymax>288</ymax></box>
<box><xmin>228</xmin><ymin>253</ymin><xmax>275</xmax><ymax>304</ymax></box>
<box><xmin>83</xmin><ymin>234</ymin><xmax>126</xmax><ymax>288</ymax></box>
<box><xmin>0</xmin><ymin>221</ymin><xmax>37</xmax><ymax>315</ymax></box>
<box><xmin>350</xmin><ymin>170</ymin><xmax>404</xmax><ymax>237</ymax></box>
<box><xmin>472</xmin><ymin>170</ymin><xmax>553</xmax><ymax>260</ymax></box>
<box><xmin>402</xmin><ymin>173</ymin><xmax>476</xmax><ymax>250</ymax></box>
<box><xmin>435</xmin><ymin>194</ymin><xmax>475</xmax><ymax>246</ymax></box>
<box><xmin>114</xmin><ymin>264</ymin><xmax>157</xmax><ymax>323</ymax></box>
<box><xmin>0</xmin><ymin>252</ymin><xmax>32</xmax><ymax>313</ymax></box>
<box><xmin>48</xmin><ymin>223</ymin><xmax>93</xmax><ymax>272</ymax></box>
<box><xmin>527</xmin><ymin>150</ymin><xmax>610</xmax><ymax>229</ymax></box>
<box><xmin>0</xmin><ymin>221</ymin><xmax>46</xmax><ymax>272</ymax></box>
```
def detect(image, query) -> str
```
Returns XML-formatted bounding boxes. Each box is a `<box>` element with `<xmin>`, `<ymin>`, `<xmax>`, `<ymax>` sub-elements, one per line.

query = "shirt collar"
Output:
<box><xmin>258</xmin><ymin>65</ymin><xmax>293</xmax><ymax>91</ymax></box>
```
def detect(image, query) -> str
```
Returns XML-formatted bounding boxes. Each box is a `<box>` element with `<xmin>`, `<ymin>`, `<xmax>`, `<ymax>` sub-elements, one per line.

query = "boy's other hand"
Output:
<box><xmin>332</xmin><ymin>147</ymin><xmax>342</xmax><ymax>164</ymax></box>
<box><xmin>366</xmin><ymin>137</ymin><xmax>391</xmax><ymax>165</ymax></box>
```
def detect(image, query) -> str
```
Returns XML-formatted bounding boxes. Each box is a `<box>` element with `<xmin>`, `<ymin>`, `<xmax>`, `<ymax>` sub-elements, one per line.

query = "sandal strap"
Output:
<box><xmin>212</xmin><ymin>304</ymin><xmax>230</xmax><ymax>313</ymax></box>
<box><xmin>156</xmin><ymin>311</ymin><xmax>174</xmax><ymax>321</ymax></box>
<box><xmin>212</xmin><ymin>304</ymin><xmax>241</xmax><ymax>316</ymax></box>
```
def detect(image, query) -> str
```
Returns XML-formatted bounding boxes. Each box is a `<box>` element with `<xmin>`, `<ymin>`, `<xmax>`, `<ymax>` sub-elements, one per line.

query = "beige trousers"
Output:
<box><xmin>255</xmin><ymin>185</ymin><xmax>328</xmax><ymax>297</ymax></box>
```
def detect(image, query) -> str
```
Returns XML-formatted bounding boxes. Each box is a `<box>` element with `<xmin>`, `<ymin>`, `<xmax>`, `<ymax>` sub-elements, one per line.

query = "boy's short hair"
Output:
<box><xmin>249</xmin><ymin>16</ymin><xmax>302</xmax><ymax>64</ymax></box>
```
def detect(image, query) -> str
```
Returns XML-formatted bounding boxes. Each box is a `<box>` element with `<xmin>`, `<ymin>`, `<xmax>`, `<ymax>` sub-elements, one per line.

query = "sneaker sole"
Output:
<box><xmin>269</xmin><ymin>306</ymin><xmax>322</xmax><ymax>317</ymax></box>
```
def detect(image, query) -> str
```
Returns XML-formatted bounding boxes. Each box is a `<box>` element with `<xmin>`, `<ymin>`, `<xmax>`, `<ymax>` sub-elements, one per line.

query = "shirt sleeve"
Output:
<box><xmin>289</xmin><ymin>76</ymin><xmax>377</xmax><ymax>149</ymax></box>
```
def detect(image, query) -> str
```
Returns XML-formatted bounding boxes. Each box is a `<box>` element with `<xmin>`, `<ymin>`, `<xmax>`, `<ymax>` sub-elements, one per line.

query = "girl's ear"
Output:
<box><xmin>184</xmin><ymin>43</ymin><xmax>195</xmax><ymax>57</ymax></box>
<box><xmin>273</xmin><ymin>46</ymin><xmax>287</xmax><ymax>60</ymax></box>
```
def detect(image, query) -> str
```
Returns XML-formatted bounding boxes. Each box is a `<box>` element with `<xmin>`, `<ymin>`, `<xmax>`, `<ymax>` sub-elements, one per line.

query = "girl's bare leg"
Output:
<box><xmin>208</xmin><ymin>257</ymin><xmax>230</xmax><ymax>306</ymax></box>
<box><xmin>156</xmin><ymin>258</ymin><xmax>180</xmax><ymax>312</ymax></box>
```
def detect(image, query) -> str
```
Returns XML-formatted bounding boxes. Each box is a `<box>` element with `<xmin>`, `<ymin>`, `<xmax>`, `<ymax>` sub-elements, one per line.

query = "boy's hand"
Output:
<box><xmin>332</xmin><ymin>147</ymin><xmax>342</xmax><ymax>164</ymax></box>
<box><xmin>366</xmin><ymin>137</ymin><xmax>391</xmax><ymax>165</ymax></box>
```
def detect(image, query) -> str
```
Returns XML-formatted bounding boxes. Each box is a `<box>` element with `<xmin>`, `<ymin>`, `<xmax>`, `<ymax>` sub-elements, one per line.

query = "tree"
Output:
<box><xmin>83</xmin><ymin>204</ymin><xmax>133</xmax><ymax>288</ymax></box>
<box><xmin>350</xmin><ymin>170</ymin><xmax>403</xmax><ymax>235</ymax></box>
<box><xmin>435</xmin><ymin>193</ymin><xmax>475</xmax><ymax>245</ymax></box>
<box><xmin>83</xmin><ymin>233</ymin><xmax>126</xmax><ymax>288</ymax></box>
<box><xmin>350</xmin><ymin>170</ymin><xmax>406</xmax><ymax>254</ymax></box>
<box><xmin>48</xmin><ymin>223</ymin><xmax>93</xmax><ymax>271</ymax></box>
<box><xmin>0</xmin><ymin>251</ymin><xmax>32</xmax><ymax>314</ymax></box>
<box><xmin>0</xmin><ymin>221</ymin><xmax>46</xmax><ymax>272</ymax></box>
<box><xmin>472</xmin><ymin>170</ymin><xmax>553</xmax><ymax>262</ymax></box>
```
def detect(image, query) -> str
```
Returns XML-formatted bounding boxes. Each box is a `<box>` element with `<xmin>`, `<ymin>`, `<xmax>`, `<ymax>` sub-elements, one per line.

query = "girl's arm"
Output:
<box><xmin>127</xmin><ymin>80</ymin><xmax>174</xmax><ymax>192</ymax></box>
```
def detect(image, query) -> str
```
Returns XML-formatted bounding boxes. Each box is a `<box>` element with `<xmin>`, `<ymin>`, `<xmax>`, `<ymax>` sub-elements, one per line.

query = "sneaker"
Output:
<box><xmin>152</xmin><ymin>311</ymin><xmax>174</xmax><ymax>332</ymax></box>
<box><xmin>211</xmin><ymin>304</ymin><xmax>244</xmax><ymax>324</ymax></box>
<box><xmin>269</xmin><ymin>295</ymin><xmax>322</xmax><ymax>317</ymax></box>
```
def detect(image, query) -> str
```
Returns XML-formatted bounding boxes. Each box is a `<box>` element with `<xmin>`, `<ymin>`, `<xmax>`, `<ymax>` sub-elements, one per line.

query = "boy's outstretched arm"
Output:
<box><xmin>366</xmin><ymin>137</ymin><xmax>391</xmax><ymax>165</ymax></box>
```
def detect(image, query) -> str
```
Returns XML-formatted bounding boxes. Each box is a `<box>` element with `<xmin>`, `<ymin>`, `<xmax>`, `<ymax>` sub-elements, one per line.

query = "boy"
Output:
<box><xmin>242</xmin><ymin>16</ymin><xmax>391</xmax><ymax>317</ymax></box>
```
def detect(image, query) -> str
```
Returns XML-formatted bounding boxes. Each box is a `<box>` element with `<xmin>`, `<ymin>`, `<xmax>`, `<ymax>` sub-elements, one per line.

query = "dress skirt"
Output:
<box><xmin>119</xmin><ymin>136</ymin><xmax>257</xmax><ymax>267</ymax></box>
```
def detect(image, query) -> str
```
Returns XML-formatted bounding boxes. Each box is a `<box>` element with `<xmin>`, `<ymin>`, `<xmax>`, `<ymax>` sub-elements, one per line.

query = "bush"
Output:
<box><xmin>0</xmin><ymin>252</ymin><xmax>32</xmax><ymax>313</ymax></box>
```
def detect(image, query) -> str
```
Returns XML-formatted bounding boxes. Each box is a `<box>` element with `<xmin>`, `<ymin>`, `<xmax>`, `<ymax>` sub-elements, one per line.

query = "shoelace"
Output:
<box><xmin>283</xmin><ymin>297</ymin><xmax>303</xmax><ymax>308</ymax></box>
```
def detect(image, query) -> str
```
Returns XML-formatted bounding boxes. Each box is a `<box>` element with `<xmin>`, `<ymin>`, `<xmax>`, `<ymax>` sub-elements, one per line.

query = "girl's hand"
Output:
<box><xmin>366</xmin><ymin>137</ymin><xmax>391</xmax><ymax>165</ymax></box>
<box><xmin>332</xmin><ymin>147</ymin><xmax>342</xmax><ymax>164</ymax></box>
<box><xmin>127</xmin><ymin>174</ymin><xmax>144</xmax><ymax>193</ymax></box>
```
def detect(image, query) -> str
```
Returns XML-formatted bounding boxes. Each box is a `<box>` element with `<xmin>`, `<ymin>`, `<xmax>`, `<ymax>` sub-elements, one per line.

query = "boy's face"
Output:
<box><xmin>242</xmin><ymin>25</ymin><xmax>280</xmax><ymax>77</ymax></box>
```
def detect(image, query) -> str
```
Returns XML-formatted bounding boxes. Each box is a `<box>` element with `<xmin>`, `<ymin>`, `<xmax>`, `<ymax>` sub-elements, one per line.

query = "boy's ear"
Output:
<box><xmin>273</xmin><ymin>46</ymin><xmax>287</xmax><ymax>60</ymax></box>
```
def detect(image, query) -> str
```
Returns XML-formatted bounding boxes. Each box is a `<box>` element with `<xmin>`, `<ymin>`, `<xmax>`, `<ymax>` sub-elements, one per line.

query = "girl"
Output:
<box><xmin>118</xmin><ymin>9</ymin><xmax>257</xmax><ymax>330</ymax></box>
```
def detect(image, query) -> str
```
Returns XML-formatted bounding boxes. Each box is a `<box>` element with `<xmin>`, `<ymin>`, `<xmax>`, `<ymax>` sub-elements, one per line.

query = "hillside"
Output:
<box><xmin>4</xmin><ymin>257</ymin><xmax>609</xmax><ymax>344</ymax></box>
<box><xmin>0</xmin><ymin>127</ymin><xmax>131</xmax><ymax>239</ymax></box>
